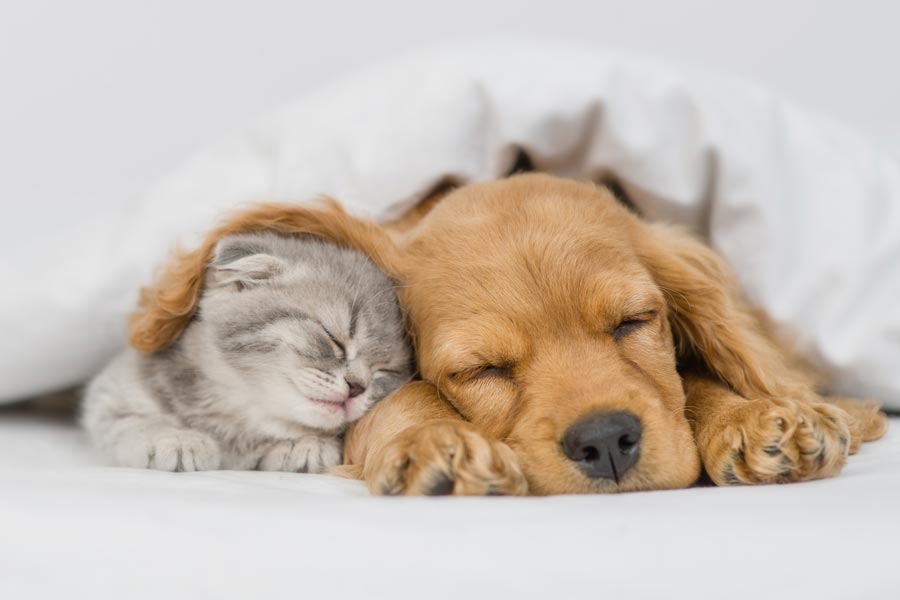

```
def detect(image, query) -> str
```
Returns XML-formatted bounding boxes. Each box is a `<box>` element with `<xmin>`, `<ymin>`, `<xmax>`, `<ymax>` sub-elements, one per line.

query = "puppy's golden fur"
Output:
<box><xmin>129</xmin><ymin>174</ymin><xmax>887</xmax><ymax>495</ymax></box>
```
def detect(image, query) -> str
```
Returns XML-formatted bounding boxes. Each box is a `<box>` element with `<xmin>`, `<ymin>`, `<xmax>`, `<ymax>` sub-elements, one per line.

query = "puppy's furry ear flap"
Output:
<box><xmin>638</xmin><ymin>223</ymin><xmax>785</xmax><ymax>398</ymax></box>
<box><xmin>384</xmin><ymin>177</ymin><xmax>461</xmax><ymax>235</ymax></box>
<box><xmin>209</xmin><ymin>239</ymin><xmax>286</xmax><ymax>290</ymax></box>
<box><xmin>129</xmin><ymin>200</ymin><xmax>402</xmax><ymax>353</ymax></box>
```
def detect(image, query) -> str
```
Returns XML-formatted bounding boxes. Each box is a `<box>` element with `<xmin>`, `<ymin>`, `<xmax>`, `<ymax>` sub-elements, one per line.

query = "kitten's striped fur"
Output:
<box><xmin>82</xmin><ymin>233</ymin><xmax>413</xmax><ymax>473</ymax></box>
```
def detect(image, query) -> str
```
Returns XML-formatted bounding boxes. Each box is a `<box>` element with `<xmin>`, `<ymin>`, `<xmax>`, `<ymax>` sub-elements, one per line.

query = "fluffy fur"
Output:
<box><xmin>127</xmin><ymin>174</ymin><xmax>887</xmax><ymax>492</ymax></box>
<box><xmin>84</xmin><ymin>233</ymin><xmax>413</xmax><ymax>472</ymax></box>
<box><xmin>128</xmin><ymin>199</ymin><xmax>403</xmax><ymax>354</ymax></box>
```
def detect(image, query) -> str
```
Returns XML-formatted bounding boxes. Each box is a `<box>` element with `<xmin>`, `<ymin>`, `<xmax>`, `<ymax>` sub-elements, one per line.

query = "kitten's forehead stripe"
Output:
<box><xmin>219</xmin><ymin>308</ymin><xmax>313</xmax><ymax>341</ymax></box>
<box><xmin>349</xmin><ymin>302</ymin><xmax>359</xmax><ymax>339</ymax></box>
<box><xmin>221</xmin><ymin>339</ymin><xmax>279</xmax><ymax>355</ymax></box>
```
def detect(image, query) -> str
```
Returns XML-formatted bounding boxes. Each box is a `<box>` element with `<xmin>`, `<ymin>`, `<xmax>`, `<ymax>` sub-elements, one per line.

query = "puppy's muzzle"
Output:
<box><xmin>561</xmin><ymin>411</ymin><xmax>642</xmax><ymax>482</ymax></box>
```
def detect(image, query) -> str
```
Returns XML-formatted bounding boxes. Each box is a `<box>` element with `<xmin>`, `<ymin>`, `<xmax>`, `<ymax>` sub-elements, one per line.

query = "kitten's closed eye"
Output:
<box><xmin>291</xmin><ymin>321</ymin><xmax>347</xmax><ymax>362</ymax></box>
<box><xmin>321</xmin><ymin>327</ymin><xmax>346</xmax><ymax>360</ymax></box>
<box><xmin>374</xmin><ymin>368</ymin><xmax>406</xmax><ymax>377</ymax></box>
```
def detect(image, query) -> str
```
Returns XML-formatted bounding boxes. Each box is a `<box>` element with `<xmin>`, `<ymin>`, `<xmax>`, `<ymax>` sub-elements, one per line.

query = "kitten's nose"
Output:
<box><xmin>346</xmin><ymin>378</ymin><xmax>366</xmax><ymax>399</ymax></box>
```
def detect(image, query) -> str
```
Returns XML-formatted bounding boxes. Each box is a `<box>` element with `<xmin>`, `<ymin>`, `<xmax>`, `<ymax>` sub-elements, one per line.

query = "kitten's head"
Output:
<box><xmin>197</xmin><ymin>232</ymin><xmax>413</xmax><ymax>432</ymax></box>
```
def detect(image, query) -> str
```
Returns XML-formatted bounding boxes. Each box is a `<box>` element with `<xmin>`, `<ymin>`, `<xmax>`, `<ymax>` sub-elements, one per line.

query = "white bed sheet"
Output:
<box><xmin>0</xmin><ymin>407</ymin><xmax>897</xmax><ymax>600</ymax></box>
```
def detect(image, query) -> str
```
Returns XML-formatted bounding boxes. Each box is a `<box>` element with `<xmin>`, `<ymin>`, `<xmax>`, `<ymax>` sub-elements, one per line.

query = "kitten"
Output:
<box><xmin>82</xmin><ymin>233</ymin><xmax>413</xmax><ymax>473</ymax></box>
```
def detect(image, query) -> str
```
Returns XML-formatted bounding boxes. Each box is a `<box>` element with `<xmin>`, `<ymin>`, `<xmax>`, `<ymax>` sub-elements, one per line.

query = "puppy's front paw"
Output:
<box><xmin>257</xmin><ymin>435</ymin><xmax>342</xmax><ymax>473</ymax></box>
<box><xmin>117</xmin><ymin>429</ymin><xmax>222</xmax><ymax>472</ymax></box>
<box><xmin>700</xmin><ymin>398</ymin><xmax>851</xmax><ymax>486</ymax></box>
<box><xmin>368</xmin><ymin>420</ymin><xmax>528</xmax><ymax>496</ymax></box>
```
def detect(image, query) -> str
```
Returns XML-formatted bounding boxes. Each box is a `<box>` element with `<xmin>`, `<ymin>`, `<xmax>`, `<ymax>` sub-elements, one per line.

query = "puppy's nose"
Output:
<box><xmin>561</xmin><ymin>411</ymin><xmax>642</xmax><ymax>482</ymax></box>
<box><xmin>346</xmin><ymin>378</ymin><xmax>366</xmax><ymax>399</ymax></box>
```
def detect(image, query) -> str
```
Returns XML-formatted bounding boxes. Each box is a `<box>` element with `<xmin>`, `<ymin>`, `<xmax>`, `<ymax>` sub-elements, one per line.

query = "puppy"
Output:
<box><xmin>129</xmin><ymin>174</ymin><xmax>887</xmax><ymax>495</ymax></box>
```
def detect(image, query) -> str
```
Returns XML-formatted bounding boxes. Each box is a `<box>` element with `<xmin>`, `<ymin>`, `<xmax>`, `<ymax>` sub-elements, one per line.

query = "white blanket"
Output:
<box><xmin>3</xmin><ymin>41</ymin><xmax>900</xmax><ymax>407</ymax></box>
<box><xmin>1</xmin><ymin>407</ymin><xmax>897</xmax><ymax>599</ymax></box>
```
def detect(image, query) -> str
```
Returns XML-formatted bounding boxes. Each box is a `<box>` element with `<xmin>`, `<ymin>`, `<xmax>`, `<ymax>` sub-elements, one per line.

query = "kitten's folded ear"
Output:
<box><xmin>210</xmin><ymin>238</ymin><xmax>287</xmax><ymax>290</ymax></box>
<box><xmin>129</xmin><ymin>199</ymin><xmax>402</xmax><ymax>353</ymax></box>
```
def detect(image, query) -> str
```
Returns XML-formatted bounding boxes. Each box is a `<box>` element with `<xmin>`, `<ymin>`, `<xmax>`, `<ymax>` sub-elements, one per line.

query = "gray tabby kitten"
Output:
<box><xmin>82</xmin><ymin>233</ymin><xmax>413</xmax><ymax>473</ymax></box>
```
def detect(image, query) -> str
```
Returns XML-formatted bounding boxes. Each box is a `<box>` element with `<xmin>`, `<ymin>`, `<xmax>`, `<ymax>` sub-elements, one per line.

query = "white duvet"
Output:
<box><xmin>2</xmin><ymin>41</ymin><xmax>900</xmax><ymax>409</ymax></box>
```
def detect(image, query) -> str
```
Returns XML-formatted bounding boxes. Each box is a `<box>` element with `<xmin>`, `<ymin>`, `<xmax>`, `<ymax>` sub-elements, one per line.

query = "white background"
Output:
<box><xmin>2</xmin><ymin>8</ymin><xmax>899</xmax><ymax>598</ymax></box>
<box><xmin>1</xmin><ymin>0</ymin><xmax>899</xmax><ymax>230</ymax></box>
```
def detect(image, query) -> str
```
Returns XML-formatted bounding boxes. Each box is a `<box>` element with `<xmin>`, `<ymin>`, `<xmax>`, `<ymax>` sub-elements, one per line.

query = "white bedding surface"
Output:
<box><xmin>0</xmin><ymin>406</ymin><xmax>897</xmax><ymax>600</ymax></box>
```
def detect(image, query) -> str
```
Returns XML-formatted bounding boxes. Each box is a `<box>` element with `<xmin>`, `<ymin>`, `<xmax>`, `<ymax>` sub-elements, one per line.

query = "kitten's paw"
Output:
<box><xmin>257</xmin><ymin>435</ymin><xmax>342</xmax><ymax>473</ymax></box>
<box><xmin>117</xmin><ymin>429</ymin><xmax>222</xmax><ymax>472</ymax></box>
<box><xmin>368</xmin><ymin>419</ymin><xmax>529</xmax><ymax>496</ymax></box>
<box><xmin>700</xmin><ymin>397</ymin><xmax>851</xmax><ymax>486</ymax></box>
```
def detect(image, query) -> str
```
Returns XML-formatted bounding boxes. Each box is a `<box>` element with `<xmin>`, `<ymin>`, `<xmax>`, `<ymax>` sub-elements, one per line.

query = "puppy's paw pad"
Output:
<box><xmin>704</xmin><ymin>398</ymin><xmax>851</xmax><ymax>486</ymax></box>
<box><xmin>369</xmin><ymin>420</ymin><xmax>528</xmax><ymax>496</ymax></box>
<box><xmin>257</xmin><ymin>436</ymin><xmax>342</xmax><ymax>473</ymax></box>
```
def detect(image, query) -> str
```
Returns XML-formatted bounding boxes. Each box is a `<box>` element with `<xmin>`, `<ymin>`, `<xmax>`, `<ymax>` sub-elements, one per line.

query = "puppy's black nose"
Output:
<box><xmin>561</xmin><ymin>411</ymin><xmax>642</xmax><ymax>482</ymax></box>
<box><xmin>346</xmin><ymin>379</ymin><xmax>366</xmax><ymax>399</ymax></box>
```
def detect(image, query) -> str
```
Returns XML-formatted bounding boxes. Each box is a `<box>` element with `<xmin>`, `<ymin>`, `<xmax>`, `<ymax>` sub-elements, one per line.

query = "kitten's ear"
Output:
<box><xmin>129</xmin><ymin>200</ymin><xmax>401</xmax><ymax>353</ymax></box>
<box><xmin>210</xmin><ymin>239</ymin><xmax>287</xmax><ymax>290</ymax></box>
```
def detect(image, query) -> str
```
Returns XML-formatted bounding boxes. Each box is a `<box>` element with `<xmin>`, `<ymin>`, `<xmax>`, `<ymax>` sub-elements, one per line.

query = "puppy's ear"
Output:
<box><xmin>209</xmin><ymin>239</ymin><xmax>287</xmax><ymax>290</ymax></box>
<box><xmin>384</xmin><ymin>177</ymin><xmax>461</xmax><ymax>235</ymax></box>
<box><xmin>129</xmin><ymin>200</ymin><xmax>401</xmax><ymax>353</ymax></box>
<box><xmin>637</xmin><ymin>223</ymin><xmax>787</xmax><ymax>398</ymax></box>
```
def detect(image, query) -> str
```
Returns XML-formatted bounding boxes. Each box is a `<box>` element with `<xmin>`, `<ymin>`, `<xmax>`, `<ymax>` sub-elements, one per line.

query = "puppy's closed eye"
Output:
<box><xmin>450</xmin><ymin>365</ymin><xmax>514</xmax><ymax>382</ymax></box>
<box><xmin>612</xmin><ymin>311</ymin><xmax>657</xmax><ymax>341</ymax></box>
<box><xmin>477</xmin><ymin>366</ymin><xmax>514</xmax><ymax>380</ymax></box>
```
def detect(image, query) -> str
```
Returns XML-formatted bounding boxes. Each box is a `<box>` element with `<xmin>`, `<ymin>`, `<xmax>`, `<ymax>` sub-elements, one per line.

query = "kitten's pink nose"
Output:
<box><xmin>346</xmin><ymin>379</ymin><xmax>366</xmax><ymax>399</ymax></box>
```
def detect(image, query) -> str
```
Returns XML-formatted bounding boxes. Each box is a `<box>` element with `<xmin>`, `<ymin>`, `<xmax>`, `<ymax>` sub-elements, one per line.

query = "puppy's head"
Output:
<box><xmin>399</xmin><ymin>174</ymin><xmax>770</xmax><ymax>494</ymax></box>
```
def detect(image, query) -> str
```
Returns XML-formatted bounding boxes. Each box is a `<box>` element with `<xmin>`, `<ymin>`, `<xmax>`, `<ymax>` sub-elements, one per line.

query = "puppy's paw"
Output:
<box><xmin>257</xmin><ymin>435</ymin><xmax>342</xmax><ymax>473</ymax></box>
<box><xmin>824</xmin><ymin>397</ymin><xmax>888</xmax><ymax>453</ymax></box>
<box><xmin>700</xmin><ymin>398</ymin><xmax>851</xmax><ymax>486</ymax></box>
<box><xmin>368</xmin><ymin>420</ymin><xmax>528</xmax><ymax>496</ymax></box>
<box><xmin>117</xmin><ymin>429</ymin><xmax>222</xmax><ymax>472</ymax></box>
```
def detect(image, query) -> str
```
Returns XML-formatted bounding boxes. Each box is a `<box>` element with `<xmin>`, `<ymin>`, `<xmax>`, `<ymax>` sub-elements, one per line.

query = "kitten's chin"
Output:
<box><xmin>292</xmin><ymin>399</ymin><xmax>353</xmax><ymax>431</ymax></box>
<box><xmin>266</xmin><ymin>388</ymin><xmax>373</xmax><ymax>431</ymax></box>
<box><xmin>301</xmin><ymin>396</ymin><xmax>372</xmax><ymax>430</ymax></box>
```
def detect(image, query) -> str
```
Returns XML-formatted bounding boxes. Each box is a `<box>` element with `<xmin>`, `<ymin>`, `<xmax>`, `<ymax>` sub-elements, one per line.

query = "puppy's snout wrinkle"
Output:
<box><xmin>561</xmin><ymin>411</ymin><xmax>642</xmax><ymax>482</ymax></box>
